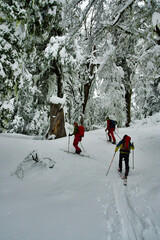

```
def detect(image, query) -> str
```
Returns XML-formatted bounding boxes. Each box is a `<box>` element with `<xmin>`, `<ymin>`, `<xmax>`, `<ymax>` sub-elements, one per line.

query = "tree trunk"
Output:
<box><xmin>80</xmin><ymin>45</ymin><xmax>96</xmax><ymax>126</ymax></box>
<box><xmin>124</xmin><ymin>64</ymin><xmax>132</xmax><ymax>127</ymax></box>
<box><xmin>125</xmin><ymin>90</ymin><xmax>131</xmax><ymax>127</ymax></box>
<box><xmin>46</xmin><ymin>59</ymin><xmax>66</xmax><ymax>139</ymax></box>
<box><xmin>116</xmin><ymin>57</ymin><xmax>132</xmax><ymax>127</ymax></box>
<box><xmin>47</xmin><ymin>103</ymin><xmax>66</xmax><ymax>139</ymax></box>
<box><xmin>81</xmin><ymin>83</ymin><xmax>91</xmax><ymax>126</ymax></box>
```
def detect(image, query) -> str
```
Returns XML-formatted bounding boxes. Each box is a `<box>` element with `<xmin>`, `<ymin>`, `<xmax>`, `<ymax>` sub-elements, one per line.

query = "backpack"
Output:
<box><xmin>110</xmin><ymin>120</ymin><xmax>117</xmax><ymax>128</ymax></box>
<box><xmin>122</xmin><ymin>135</ymin><xmax>131</xmax><ymax>151</ymax></box>
<box><xmin>78</xmin><ymin>126</ymin><xmax>85</xmax><ymax>137</ymax></box>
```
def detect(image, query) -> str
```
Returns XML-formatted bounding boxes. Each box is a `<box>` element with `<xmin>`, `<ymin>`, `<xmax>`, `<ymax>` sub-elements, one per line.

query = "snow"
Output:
<box><xmin>138</xmin><ymin>1</ymin><xmax>145</xmax><ymax>8</ymax></box>
<box><xmin>0</xmin><ymin>62</ymin><xmax>6</xmax><ymax>77</ymax></box>
<box><xmin>50</xmin><ymin>94</ymin><xmax>66</xmax><ymax>105</ymax></box>
<box><xmin>49</xmin><ymin>0</ymin><xmax>65</xmax><ymax>3</ymax></box>
<box><xmin>111</xmin><ymin>0</ymin><xmax>135</xmax><ymax>25</ymax></box>
<box><xmin>152</xmin><ymin>12</ymin><xmax>160</xmax><ymax>26</ymax></box>
<box><xmin>1</xmin><ymin>99</ymin><xmax>14</xmax><ymax>111</ymax></box>
<box><xmin>48</xmin><ymin>7</ymin><xmax>57</xmax><ymax>16</ymax></box>
<box><xmin>0</xmin><ymin>115</ymin><xmax>160</xmax><ymax>240</ymax></box>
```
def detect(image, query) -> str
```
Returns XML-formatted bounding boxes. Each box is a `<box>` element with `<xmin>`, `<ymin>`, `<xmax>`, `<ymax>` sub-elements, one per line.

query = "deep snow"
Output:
<box><xmin>0</xmin><ymin>115</ymin><xmax>160</xmax><ymax>240</ymax></box>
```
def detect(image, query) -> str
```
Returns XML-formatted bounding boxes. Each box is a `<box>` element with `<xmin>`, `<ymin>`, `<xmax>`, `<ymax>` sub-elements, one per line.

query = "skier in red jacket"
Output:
<box><xmin>69</xmin><ymin>122</ymin><xmax>84</xmax><ymax>154</ymax></box>
<box><xmin>105</xmin><ymin>117</ymin><xmax>117</xmax><ymax>144</ymax></box>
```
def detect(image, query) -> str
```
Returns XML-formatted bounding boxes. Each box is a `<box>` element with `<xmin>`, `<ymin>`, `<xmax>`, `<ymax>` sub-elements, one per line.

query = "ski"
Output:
<box><xmin>121</xmin><ymin>175</ymin><xmax>127</xmax><ymax>186</ymax></box>
<box><xmin>118</xmin><ymin>170</ymin><xmax>127</xmax><ymax>186</ymax></box>
<box><xmin>59</xmin><ymin>149</ymin><xmax>91</xmax><ymax>159</ymax></box>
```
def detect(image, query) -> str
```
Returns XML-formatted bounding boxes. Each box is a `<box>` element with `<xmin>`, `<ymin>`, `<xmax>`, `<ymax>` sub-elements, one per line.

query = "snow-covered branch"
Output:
<box><xmin>111</xmin><ymin>0</ymin><xmax>136</xmax><ymax>26</ymax></box>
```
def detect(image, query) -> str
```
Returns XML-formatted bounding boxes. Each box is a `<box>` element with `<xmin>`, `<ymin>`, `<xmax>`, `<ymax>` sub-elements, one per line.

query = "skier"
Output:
<box><xmin>69</xmin><ymin>122</ymin><xmax>84</xmax><ymax>154</ymax></box>
<box><xmin>115</xmin><ymin>135</ymin><xmax>134</xmax><ymax>179</ymax></box>
<box><xmin>105</xmin><ymin>117</ymin><xmax>117</xmax><ymax>144</ymax></box>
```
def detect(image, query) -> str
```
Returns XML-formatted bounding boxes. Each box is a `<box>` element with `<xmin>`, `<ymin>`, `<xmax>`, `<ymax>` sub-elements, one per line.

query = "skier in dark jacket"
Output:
<box><xmin>105</xmin><ymin>117</ymin><xmax>117</xmax><ymax>144</ymax></box>
<box><xmin>69</xmin><ymin>122</ymin><xmax>82</xmax><ymax>154</ymax></box>
<box><xmin>115</xmin><ymin>135</ymin><xmax>134</xmax><ymax>179</ymax></box>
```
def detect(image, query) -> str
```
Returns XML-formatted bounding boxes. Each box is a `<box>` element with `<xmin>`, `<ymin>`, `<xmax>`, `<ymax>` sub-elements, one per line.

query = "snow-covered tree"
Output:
<box><xmin>67</xmin><ymin>0</ymin><xmax>160</xmax><ymax>126</ymax></box>
<box><xmin>1</xmin><ymin>0</ymin><xmax>160</xmax><ymax>136</ymax></box>
<box><xmin>0</xmin><ymin>0</ymin><xmax>26</xmax><ymax>132</ymax></box>
<box><xmin>0</xmin><ymin>0</ymin><xmax>71</xmax><ymax>136</ymax></box>
<box><xmin>132</xmin><ymin>9</ymin><xmax>160</xmax><ymax>119</ymax></box>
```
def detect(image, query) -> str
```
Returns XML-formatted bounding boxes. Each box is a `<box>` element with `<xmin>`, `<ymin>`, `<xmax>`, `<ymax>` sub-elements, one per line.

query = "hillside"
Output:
<box><xmin>0</xmin><ymin>114</ymin><xmax>160</xmax><ymax>240</ymax></box>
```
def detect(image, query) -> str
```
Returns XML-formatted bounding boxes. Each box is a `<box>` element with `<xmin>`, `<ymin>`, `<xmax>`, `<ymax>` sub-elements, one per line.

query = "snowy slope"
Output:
<box><xmin>0</xmin><ymin>115</ymin><xmax>160</xmax><ymax>240</ymax></box>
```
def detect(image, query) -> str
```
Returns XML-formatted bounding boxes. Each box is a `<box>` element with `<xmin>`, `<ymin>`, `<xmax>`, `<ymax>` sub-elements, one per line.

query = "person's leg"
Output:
<box><xmin>124</xmin><ymin>154</ymin><xmax>129</xmax><ymax>177</ymax></box>
<box><xmin>73</xmin><ymin>135</ymin><xmax>81</xmax><ymax>153</ymax></box>
<box><xmin>107</xmin><ymin>131</ymin><xmax>111</xmax><ymax>141</ymax></box>
<box><xmin>110</xmin><ymin>129</ymin><xmax>116</xmax><ymax>142</ymax></box>
<box><xmin>119</xmin><ymin>153</ymin><xmax>123</xmax><ymax>172</ymax></box>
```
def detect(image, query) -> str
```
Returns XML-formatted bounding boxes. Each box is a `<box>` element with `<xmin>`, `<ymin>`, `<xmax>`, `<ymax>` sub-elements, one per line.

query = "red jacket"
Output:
<box><xmin>106</xmin><ymin>120</ymin><xmax>115</xmax><ymax>131</ymax></box>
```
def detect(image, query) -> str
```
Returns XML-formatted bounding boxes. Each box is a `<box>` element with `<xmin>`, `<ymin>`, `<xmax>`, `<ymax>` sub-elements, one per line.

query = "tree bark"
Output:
<box><xmin>116</xmin><ymin>56</ymin><xmax>132</xmax><ymax>127</ymax></box>
<box><xmin>80</xmin><ymin>45</ymin><xmax>96</xmax><ymax>126</ymax></box>
<box><xmin>46</xmin><ymin>58</ymin><xmax>66</xmax><ymax>139</ymax></box>
<box><xmin>125</xmin><ymin>90</ymin><xmax>131</xmax><ymax>127</ymax></box>
<box><xmin>47</xmin><ymin>103</ymin><xmax>66</xmax><ymax>139</ymax></box>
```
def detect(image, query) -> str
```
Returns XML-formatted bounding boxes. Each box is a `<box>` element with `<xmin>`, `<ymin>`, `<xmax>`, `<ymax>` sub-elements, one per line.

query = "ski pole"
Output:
<box><xmin>68</xmin><ymin>135</ymin><xmax>70</xmax><ymax>153</ymax></box>
<box><xmin>106</xmin><ymin>152</ymin><xmax>116</xmax><ymax>176</ymax></box>
<box><xmin>80</xmin><ymin>141</ymin><xmax>85</xmax><ymax>151</ymax></box>
<box><xmin>132</xmin><ymin>142</ymin><xmax>134</xmax><ymax>169</ymax></box>
<box><xmin>105</xmin><ymin>131</ymin><xmax>108</xmax><ymax>141</ymax></box>
<box><xmin>114</xmin><ymin>131</ymin><xmax>121</xmax><ymax>140</ymax></box>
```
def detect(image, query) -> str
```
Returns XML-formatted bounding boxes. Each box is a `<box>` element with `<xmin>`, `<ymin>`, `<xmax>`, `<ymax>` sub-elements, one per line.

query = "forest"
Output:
<box><xmin>0</xmin><ymin>0</ymin><xmax>160</xmax><ymax>138</ymax></box>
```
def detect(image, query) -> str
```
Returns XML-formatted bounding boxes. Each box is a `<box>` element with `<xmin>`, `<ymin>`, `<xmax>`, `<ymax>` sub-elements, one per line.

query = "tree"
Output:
<box><xmin>0</xmin><ymin>0</ymin><xmax>69</xmax><ymax>136</ymax></box>
<box><xmin>68</xmin><ymin>0</ymin><xmax>160</xmax><ymax>125</ymax></box>
<box><xmin>44</xmin><ymin>34</ymin><xmax>84</xmax><ymax>137</ymax></box>
<box><xmin>133</xmin><ymin>42</ymin><xmax>160</xmax><ymax>118</ymax></box>
<box><xmin>22</xmin><ymin>0</ymin><xmax>67</xmax><ymax>137</ymax></box>
<box><xmin>0</xmin><ymin>0</ymin><xmax>26</xmax><ymax>132</ymax></box>
<box><xmin>64</xmin><ymin>1</ymin><xmax>102</xmax><ymax>127</ymax></box>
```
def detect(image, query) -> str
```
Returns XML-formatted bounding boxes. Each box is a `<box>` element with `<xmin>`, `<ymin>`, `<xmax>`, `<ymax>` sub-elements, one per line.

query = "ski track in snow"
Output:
<box><xmin>96</xmin><ymin>131</ymin><xmax>160</xmax><ymax>240</ymax></box>
<box><xmin>113</xmin><ymin>179</ymin><xmax>143</xmax><ymax>240</ymax></box>
<box><xmin>107</xmin><ymin>173</ymin><xmax>160</xmax><ymax>240</ymax></box>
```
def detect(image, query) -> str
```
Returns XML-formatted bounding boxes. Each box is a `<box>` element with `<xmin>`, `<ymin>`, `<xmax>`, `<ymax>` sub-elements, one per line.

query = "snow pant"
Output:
<box><xmin>119</xmin><ymin>152</ymin><xmax>130</xmax><ymax>177</ymax></box>
<box><xmin>73</xmin><ymin>134</ymin><xmax>81</xmax><ymax>153</ymax></box>
<box><xmin>108</xmin><ymin>128</ymin><xmax>116</xmax><ymax>142</ymax></box>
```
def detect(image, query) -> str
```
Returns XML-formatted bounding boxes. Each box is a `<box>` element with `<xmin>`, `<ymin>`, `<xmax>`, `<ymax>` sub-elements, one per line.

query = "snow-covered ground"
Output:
<box><xmin>1</xmin><ymin>114</ymin><xmax>160</xmax><ymax>240</ymax></box>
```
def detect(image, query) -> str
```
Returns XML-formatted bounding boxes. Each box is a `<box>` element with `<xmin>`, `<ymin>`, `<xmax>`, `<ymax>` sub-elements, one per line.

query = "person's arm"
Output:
<box><xmin>69</xmin><ymin>126</ymin><xmax>78</xmax><ymax>136</ymax></box>
<box><xmin>105</xmin><ymin>120</ymin><xmax>110</xmax><ymax>131</ymax></box>
<box><xmin>115</xmin><ymin>140</ymin><xmax>122</xmax><ymax>152</ymax></box>
<box><xmin>130</xmin><ymin>142</ymin><xmax>135</xmax><ymax>150</ymax></box>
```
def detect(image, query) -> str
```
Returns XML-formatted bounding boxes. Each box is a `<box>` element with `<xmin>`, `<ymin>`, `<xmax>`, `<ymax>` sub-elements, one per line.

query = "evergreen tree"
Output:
<box><xmin>0</xmin><ymin>0</ymin><xmax>25</xmax><ymax>132</ymax></box>
<box><xmin>68</xmin><ymin>0</ymin><xmax>160</xmax><ymax>125</ymax></box>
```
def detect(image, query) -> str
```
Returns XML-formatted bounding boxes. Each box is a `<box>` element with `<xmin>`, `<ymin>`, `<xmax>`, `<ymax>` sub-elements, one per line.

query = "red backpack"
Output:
<box><xmin>122</xmin><ymin>135</ymin><xmax>131</xmax><ymax>151</ymax></box>
<box><xmin>78</xmin><ymin>126</ymin><xmax>85</xmax><ymax>137</ymax></box>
